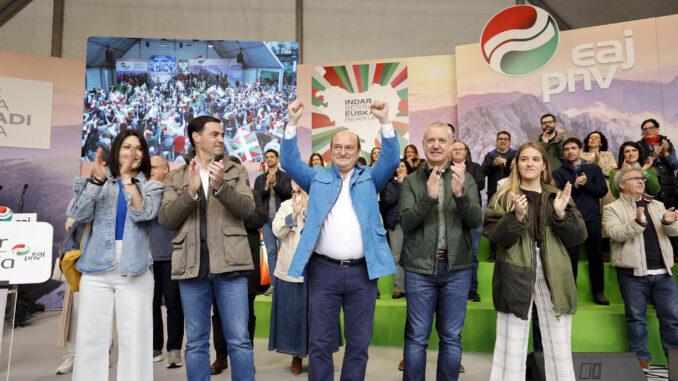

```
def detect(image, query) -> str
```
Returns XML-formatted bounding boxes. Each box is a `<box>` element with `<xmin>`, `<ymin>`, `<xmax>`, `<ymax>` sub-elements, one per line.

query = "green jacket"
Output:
<box><xmin>483</xmin><ymin>183</ymin><xmax>587</xmax><ymax>320</ymax></box>
<box><xmin>535</xmin><ymin>136</ymin><xmax>565</xmax><ymax>171</ymax></box>
<box><xmin>399</xmin><ymin>163</ymin><xmax>482</xmax><ymax>275</ymax></box>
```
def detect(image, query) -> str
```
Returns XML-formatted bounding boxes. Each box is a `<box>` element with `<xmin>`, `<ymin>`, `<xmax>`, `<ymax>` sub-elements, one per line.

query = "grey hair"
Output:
<box><xmin>614</xmin><ymin>167</ymin><xmax>641</xmax><ymax>191</ymax></box>
<box><xmin>422</xmin><ymin>121</ymin><xmax>454</xmax><ymax>144</ymax></box>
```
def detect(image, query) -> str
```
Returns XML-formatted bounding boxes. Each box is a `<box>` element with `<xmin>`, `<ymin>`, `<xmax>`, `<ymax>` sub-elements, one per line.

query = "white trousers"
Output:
<box><xmin>72</xmin><ymin>241</ymin><xmax>154</xmax><ymax>381</ymax></box>
<box><xmin>490</xmin><ymin>253</ymin><xmax>575</xmax><ymax>381</ymax></box>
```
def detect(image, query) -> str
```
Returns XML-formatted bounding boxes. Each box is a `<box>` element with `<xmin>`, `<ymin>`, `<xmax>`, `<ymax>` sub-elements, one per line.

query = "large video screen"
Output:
<box><xmin>82</xmin><ymin>37</ymin><xmax>298</xmax><ymax>163</ymax></box>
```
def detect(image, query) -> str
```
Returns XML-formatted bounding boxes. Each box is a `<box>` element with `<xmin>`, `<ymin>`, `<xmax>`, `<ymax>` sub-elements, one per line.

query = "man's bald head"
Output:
<box><xmin>330</xmin><ymin>130</ymin><xmax>362</xmax><ymax>174</ymax></box>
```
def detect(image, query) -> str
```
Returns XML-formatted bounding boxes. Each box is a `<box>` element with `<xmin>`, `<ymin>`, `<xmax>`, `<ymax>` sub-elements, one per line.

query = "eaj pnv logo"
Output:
<box><xmin>0</xmin><ymin>206</ymin><xmax>12</xmax><ymax>221</ymax></box>
<box><xmin>481</xmin><ymin>5</ymin><xmax>559</xmax><ymax>76</ymax></box>
<box><xmin>11</xmin><ymin>244</ymin><xmax>30</xmax><ymax>256</ymax></box>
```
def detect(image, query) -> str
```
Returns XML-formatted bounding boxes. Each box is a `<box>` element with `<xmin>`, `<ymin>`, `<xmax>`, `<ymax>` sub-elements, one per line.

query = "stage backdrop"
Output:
<box><xmin>0</xmin><ymin>50</ymin><xmax>85</xmax><ymax>308</ymax></box>
<box><xmin>456</xmin><ymin>12</ymin><xmax>678</xmax><ymax>169</ymax></box>
<box><xmin>296</xmin><ymin>55</ymin><xmax>457</xmax><ymax>163</ymax></box>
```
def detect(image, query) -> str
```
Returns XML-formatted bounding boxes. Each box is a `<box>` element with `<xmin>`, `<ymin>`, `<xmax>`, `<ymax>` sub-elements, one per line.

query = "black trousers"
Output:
<box><xmin>567</xmin><ymin>219</ymin><xmax>604</xmax><ymax>294</ymax></box>
<box><xmin>152</xmin><ymin>260</ymin><xmax>184</xmax><ymax>351</ymax></box>
<box><xmin>213</xmin><ymin>292</ymin><xmax>256</xmax><ymax>358</ymax></box>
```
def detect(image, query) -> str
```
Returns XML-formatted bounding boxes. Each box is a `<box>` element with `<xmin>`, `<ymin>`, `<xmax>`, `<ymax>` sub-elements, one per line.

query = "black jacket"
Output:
<box><xmin>481</xmin><ymin>148</ymin><xmax>516</xmax><ymax>201</ymax></box>
<box><xmin>552</xmin><ymin>159</ymin><xmax>608</xmax><ymax>222</ymax></box>
<box><xmin>253</xmin><ymin>169</ymin><xmax>293</xmax><ymax>213</ymax></box>
<box><xmin>380</xmin><ymin>175</ymin><xmax>402</xmax><ymax>230</ymax></box>
<box><xmin>637</xmin><ymin>136</ymin><xmax>678</xmax><ymax>208</ymax></box>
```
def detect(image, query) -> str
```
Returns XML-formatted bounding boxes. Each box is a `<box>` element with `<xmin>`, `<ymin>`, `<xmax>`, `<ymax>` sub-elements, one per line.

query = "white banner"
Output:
<box><xmin>0</xmin><ymin>76</ymin><xmax>53</xmax><ymax>149</ymax></box>
<box><xmin>0</xmin><ymin>222</ymin><xmax>53</xmax><ymax>284</ymax></box>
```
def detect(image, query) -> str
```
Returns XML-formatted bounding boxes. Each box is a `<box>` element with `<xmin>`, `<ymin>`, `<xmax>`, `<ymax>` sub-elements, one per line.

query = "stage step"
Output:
<box><xmin>253</xmin><ymin>237</ymin><xmax>678</xmax><ymax>365</ymax></box>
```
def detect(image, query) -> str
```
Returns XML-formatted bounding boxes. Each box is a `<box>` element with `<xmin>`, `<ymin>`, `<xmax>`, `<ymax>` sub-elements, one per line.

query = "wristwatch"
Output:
<box><xmin>121</xmin><ymin>178</ymin><xmax>137</xmax><ymax>185</ymax></box>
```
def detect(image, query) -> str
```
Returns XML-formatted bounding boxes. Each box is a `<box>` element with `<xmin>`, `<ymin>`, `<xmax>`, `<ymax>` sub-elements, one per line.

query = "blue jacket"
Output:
<box><xmin>66</xmin><ymin>168</ymin><xmax>164</xmax><ymax>276</ymax></box>
<box><xmin>552</xmin><ymin>159</ymin><xmax>608</xmax><ymax>222</ymax></box>
<box><xmin>280</xmin><ymin>133</ymin><xmax>400</xmax><ymax>280</ymax></box>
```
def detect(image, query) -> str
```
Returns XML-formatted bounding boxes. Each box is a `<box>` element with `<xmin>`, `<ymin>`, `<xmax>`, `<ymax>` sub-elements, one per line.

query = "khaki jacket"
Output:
<box><xmin>603</xmin><ymin>193</ymin><xmax>678</xmax><ymax>276</ymax></box>
<box><xmin>272</xmin><ymin>198</ymin><xmax>305</xmax><ymax>283</ymax></box>
<box><xmin>158</xmin><ymin>158</ymin><xmax>255</xmax><ymax>279</ymax></box>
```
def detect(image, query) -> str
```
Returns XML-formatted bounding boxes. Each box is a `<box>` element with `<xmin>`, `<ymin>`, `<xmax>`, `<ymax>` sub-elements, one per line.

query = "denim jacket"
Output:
<box><xmin>280</xmin><ymin>133</ymin><xmax>400</xmax><ymax>280</ymax></box>
<box><xmin>66</xmin><ymin>168</ymin><xmax>163</xmax><ymax>276</ymax></box>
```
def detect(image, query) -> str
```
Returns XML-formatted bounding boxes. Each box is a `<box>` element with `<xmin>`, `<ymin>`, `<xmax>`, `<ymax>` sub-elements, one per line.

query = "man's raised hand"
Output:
<box><xmin>369</xmin><ymin>100</ymin><xmax>390</xmax><ymax>125</ymax></box>
<box><xmin>287</xmin><ymin>100</ymin><xmax>303</xmax><ymax>126</ymax></box>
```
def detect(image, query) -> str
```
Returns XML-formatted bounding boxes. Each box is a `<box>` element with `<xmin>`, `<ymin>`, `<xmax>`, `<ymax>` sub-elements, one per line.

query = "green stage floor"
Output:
<box><xmin>253</xmin><ymin>237</ymin><xmax>678</xmax><ymax>365</ymax></box>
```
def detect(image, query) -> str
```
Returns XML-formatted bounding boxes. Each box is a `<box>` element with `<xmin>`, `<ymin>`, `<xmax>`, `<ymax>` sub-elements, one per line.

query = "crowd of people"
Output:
<box><xmin>59</xmin><ymin>99</ymin><xmax>678</xmax><ymax>381</ymax></box>
<box><xmin>81</xmin><ymin>72</ymin><xmax>295</xmax><ymax>163</ymax></box>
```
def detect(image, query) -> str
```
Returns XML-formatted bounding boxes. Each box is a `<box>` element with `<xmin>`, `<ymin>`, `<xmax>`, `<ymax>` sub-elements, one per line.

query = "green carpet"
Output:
<box><xmin>254</xmin><ymin>237</ymin><xmax>678</xmax><ymax>365</ymax></box>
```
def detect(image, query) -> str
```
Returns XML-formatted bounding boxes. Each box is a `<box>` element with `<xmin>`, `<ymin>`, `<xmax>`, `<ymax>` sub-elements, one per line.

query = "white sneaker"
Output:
<box><xmin>264</xmin><ymin>285</ymin><xmax>274</xmax><ymax>295</ymax></box>
<box><xmin>153</xmin><ymin>350</ymin><xmax>163</xmax><ymax>363</ymax></box>
<box><xmin>167</xmin><ymin>349</ymin><xmax>183</xmax><ymax>368</ymax></box>
<box><xmin>56</xmin><ymin>353</ymin><xmax>74</xmax><ymax>374</ymax></box>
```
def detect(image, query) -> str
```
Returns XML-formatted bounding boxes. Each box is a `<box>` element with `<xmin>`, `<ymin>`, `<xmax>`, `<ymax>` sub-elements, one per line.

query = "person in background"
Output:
<box><xmin>481</xmin><ymin>131</ymin><xmax>516</xmax><ymax>263</ymax></box>
<box><xmin>637</xmin><ymin>119</ymin><xmax>678</xmax><ymax>208</ymax></box>
<box><xmin>370</xmin><ymin>147</ymin><xmax>381</xmax><ymax>166</ymax></box>
<box><xmin>308</xmin><ymin>153</ymin><xmax>324</xmax><ymax>167</ymax></box>
<box><xmin>608</xmin><ymin>141</ymin><xmax>660</xmax><ymax>198</ymax></box>
<box><xmin>534</xmin><ymin>113</ymin><xmax>565</xmax><ymax>171</ymax></box>
<box><xmin>158</xmin><ymin>116</ymin><xmax>255</xmax><ymax>381</ymax></box>
<box><xmin>404</xmin><ymin>144</ymin><xmax>425</xmax><ymax>174</ymax></box>
<box><xmin>380</xmin><ymin>159</ymin><xmax>408</xmax><ymax>299</ymax></box>
<box><xmin>210</xmin><ymin>155</ymin><xmax>267</xmax><ymax>376</ymax></box>
<box><xmin>150</xmin><ymin>155</ymin><xmax>185</xmax><ymax>368</ymax></box>
<box><xmin>603</xmin><ymin>167</ymin><xmax>678</xmax><ymax>372</ymax></box>
<box><xmin>450</xmin><ymin>141</ymin><xmax>485</xmax><ymax>303</ymax></box>
<box><xmin>269</xmin><ymin>180</ymin><xmax>343</xmax><ymax>375</ymax></box>
<box><xmin>357</xmin><ymin>156</ymin><xmax>368</xmax><ymax>166</ymax></box>
<box><xmin>581</xmin><ymin>131</ymin><xmax>617</xmax><ymax>261</ymax></box>
<box><xmin>281</xmin><ymin>99</ymin><xmax>399</xmax><ymax>381</ymax></box>
<box><xmin>55</xmin><ymin>217</ymin><xmax>79</xmax><ymax>375</ymax></box>
<box><xmin>552</xmin><ymin>138</ymin><xmax>609</xmax><ymax>305</ymax></box>
<box><xmin>67</xmin><ymin>129</ymin><xmax>163</xmax><ymax>381</ymax></box>
<box><xmin>399</xmin><ymin>122</ymin><xmax>481</xmax><ymax>380</ymax></box>
<box><xmin>636</xmin><ymin>118</ymin><xmax>678</xmax><ymax>261</ymax></box>
<box><xmin>484</xmin><ymin>142</ymin><xmax>586</xmax><ymax>381</ymax></box>
<box><xmin>254</xmin><ymin>149</ymin><xmax>293</xmax><ymax>295</ymax></box>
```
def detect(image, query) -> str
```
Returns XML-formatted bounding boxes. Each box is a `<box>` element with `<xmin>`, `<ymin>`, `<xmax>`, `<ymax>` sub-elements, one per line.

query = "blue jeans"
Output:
<box><xmin>262</xmin><ymin>217</ymin><xmax>281</xmax><ymax>282</ymax></box>
<box><xmin>308</xmin><ymin>255</ymin><xmax>376</xmax><ymax>381</ymax></box>
<box><xmin>179</xmin><ymin>274</ymin><xmax>254</xmax><ymax>381</ymax></box>
<box><xmin>616</xmin><ymin>269</ymin><xmax>678</xmax><ymax>362</ymax></box>
<box><xmin>470</xmin><ymin>226</ymin><xmax>482</xmax><ymax>292</ymax></box>
<box><xmin>404</xmin><ymin>261</ymin><xmax>472</xmax><ymax>381</ymax></box>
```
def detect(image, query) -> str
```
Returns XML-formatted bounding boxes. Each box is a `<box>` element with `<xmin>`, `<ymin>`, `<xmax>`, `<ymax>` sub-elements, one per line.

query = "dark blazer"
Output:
<box><xmin>552</xmin><ymin>159</ymin><xmax>608</xmax><ymax>222</ymax></box>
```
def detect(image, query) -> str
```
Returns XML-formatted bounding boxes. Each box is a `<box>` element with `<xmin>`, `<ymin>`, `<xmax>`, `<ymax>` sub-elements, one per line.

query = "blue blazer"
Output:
<box><xmin>280</xmin><ymin>133</ymin><xmax>400</xmax><ymax>279</ymax></box>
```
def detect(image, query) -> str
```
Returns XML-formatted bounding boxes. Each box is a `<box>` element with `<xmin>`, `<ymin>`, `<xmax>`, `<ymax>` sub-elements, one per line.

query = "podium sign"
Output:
<box><xmin>0</xmin><ymin>222</ymin><xmax>52</xmax><ymax>284</ymax></box>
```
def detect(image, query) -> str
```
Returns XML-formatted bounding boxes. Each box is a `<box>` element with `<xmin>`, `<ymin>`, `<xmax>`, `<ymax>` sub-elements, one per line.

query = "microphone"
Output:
<box><xmin>18</xmin><ymin>184</ymin><xmax>28</xmax><ymax>213</ymax></box>
<box><xmin>212</xmin><ymin>154</ymin><xmax>224</xmax><ymax>163</ymax></box>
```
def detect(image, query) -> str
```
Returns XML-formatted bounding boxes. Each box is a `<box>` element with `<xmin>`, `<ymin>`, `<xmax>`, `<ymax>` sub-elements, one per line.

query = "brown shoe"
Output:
<box><xmin>210</xmin><ymin>357</ymin><xmax>228</xmax><ymax>375</ymax></box>
<box><xmin>291</xmin><ymin>356</ymin><xmax>302</xmax><ymax>375</ymax></box>
<box><xmin>460</xmin><ymin>364</ymin><xmax>465</xmax><ymax>373</ymax></box>
<box><xmin>398</xmin><ymin>359</ymin><xmax>404</xmax><ymax>371</ymax></box>
<box><xmin>639</xmin><ymin>359</ymin><xmax>649</xmax><ymax>373</ymax></box>
<box><xmin>392</xmin><ymin>291</ymin><xmax>405</xmax><ymax>299</ymax></box>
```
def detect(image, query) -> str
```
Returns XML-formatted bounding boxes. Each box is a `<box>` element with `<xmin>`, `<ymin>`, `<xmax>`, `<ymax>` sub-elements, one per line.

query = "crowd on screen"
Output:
<box><xmin>81</xmin><ymin>72</ymin><xmax>295</xmax><ymax>162</ymax></box>
<box><xmin>60</xmin><ymin>98</ymin><xmax>678</xmax><ymax>381</ymax></box>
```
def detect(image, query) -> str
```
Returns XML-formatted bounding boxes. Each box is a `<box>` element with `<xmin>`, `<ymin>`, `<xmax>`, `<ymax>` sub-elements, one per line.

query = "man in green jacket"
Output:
<box><xmin>399</xmin><ymin>121</ymin><xmax>482</xmax><ymax>381</ymax></box>
<box><xmin>535</xmin><ymin>113</ymin><xmax>566</xmax><ymax>171</ymax></box>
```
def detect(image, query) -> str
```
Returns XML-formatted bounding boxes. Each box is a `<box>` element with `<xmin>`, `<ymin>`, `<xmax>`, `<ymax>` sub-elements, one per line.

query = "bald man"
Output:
<box><xmin>280</xmin><ymin>100</ymin><xmax>400</xmax><ymax>380</ymax></box>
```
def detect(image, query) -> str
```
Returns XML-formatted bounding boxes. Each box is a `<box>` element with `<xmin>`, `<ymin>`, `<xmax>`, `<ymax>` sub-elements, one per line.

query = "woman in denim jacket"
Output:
<box><xmin>66</xmin><ymin>129</ymin><xmax>163</xmax><ymax>381</ymax></box>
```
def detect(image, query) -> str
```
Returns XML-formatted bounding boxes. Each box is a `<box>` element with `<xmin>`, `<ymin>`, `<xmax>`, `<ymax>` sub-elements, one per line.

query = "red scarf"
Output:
<box><xmin>643</xmin><ymin>135</ymin><xmax>661</xmax><ymax>146</ymax></box>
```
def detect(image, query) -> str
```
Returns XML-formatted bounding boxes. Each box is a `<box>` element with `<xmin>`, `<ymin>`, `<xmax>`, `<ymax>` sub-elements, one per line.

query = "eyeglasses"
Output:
<box><xmin>623</xmin><ymin>176</ymin><xmax>645</xmax><ymax>182</ymax></box>
<box><xmin>541</xmin><ymin>120</ymin><xmax>555</xmax><ymax>126</ymax></box>
<box><xmin>496</xmin><ymin>137</ymin><xmax>510</xmax><ymax>141</ymax></box>
<box><xmin>641</xmin><ymin>126</ymin><xmax>657</xmax><ymax>132</ymax></box>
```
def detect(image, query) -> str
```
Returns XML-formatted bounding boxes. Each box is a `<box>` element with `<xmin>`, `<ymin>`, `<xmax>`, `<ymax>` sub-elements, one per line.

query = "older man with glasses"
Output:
<box><xmin>603</xmin><ymin>167</ymin><xmax>678</xmax><ymax>372</ymax></box>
